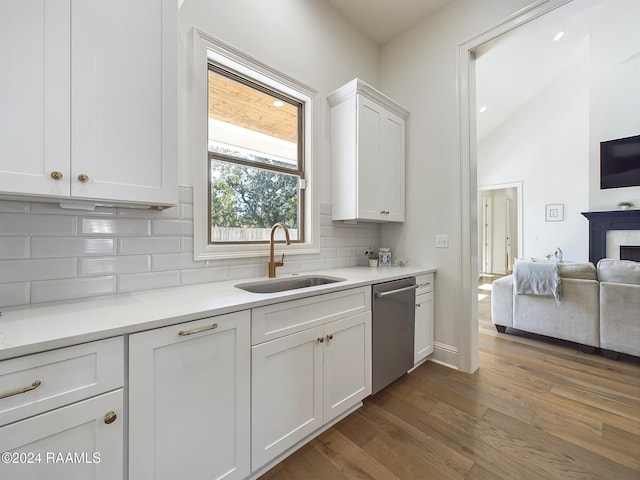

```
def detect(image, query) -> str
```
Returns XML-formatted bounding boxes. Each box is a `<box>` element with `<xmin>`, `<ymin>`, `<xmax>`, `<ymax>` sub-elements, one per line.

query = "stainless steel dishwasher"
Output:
<box><xmin>371</xmin><ymin>277</ymin><xmax>417</xmax><ymax>394</ymax></box>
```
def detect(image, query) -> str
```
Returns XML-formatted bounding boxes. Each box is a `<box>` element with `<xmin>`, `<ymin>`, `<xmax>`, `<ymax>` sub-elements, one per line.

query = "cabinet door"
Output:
<box><xmin>0</xmin><ymin>390</ymin><xmax>123</xmax><ymax>480</ymax></box>
<box><xmin>323</xmin><ymin>312</ymin><xmax>371</xmax><ymax>421</ymax></box>
<box><xmin>414</xmin><ymin>292</ymin><xmax>434</xmax><ymax>364</ymax></box>
<box><xmin>0</xmin><ymin>0</ymin><xmax>70</xmax><ymax>197</ymax></box>
<box><xmin>380</xmin><ymin>108</ymin><xmax>405</xmax><ymax>221</ymax></box>
<box><xmin>356</xmin><ymin>95</ymin><xmax>405</xmax><ymax>222</ymax></box>
<box><xmin>251</xmin><ymin>326</ymin><xmax>324</xmax><ymax>470</ymax></box>
<box><xmin>356</xmin><ymin>95</ymin><xmax>384</xmax><ymax>220</ymax></box>
<box><xmin>129</xmin><ymin>311</ymin><xmax>250</xmax><ymax>480</ymax></box>
<box><xmin>71</xmin><ymin>0</ymin><xmax>177</xmax><ymax>205</ymax></box>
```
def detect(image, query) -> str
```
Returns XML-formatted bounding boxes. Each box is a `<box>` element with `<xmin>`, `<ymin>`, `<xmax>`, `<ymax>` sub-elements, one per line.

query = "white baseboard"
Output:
<box><xmin>432</xmin><ymin>341</ymin><xmax>459</xmax><ymax>370</ymax></box>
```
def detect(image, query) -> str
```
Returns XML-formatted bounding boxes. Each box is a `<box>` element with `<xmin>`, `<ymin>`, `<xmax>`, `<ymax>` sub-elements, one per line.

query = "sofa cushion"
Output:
<box><xmin>597</xmin><ymin>258</ymin><xmax>640</xmax><ymax>285</ymax></box>
<box><xmin>559</xmin><ymin>262</ymin><xmax>597</xmax><ymax>280</ymax></box>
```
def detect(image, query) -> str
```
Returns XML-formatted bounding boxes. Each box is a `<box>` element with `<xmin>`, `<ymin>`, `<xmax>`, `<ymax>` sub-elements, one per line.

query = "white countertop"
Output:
<box><xmin>0</xmin><ymin>265</ymin><xmax>435</xmax><ymax>360</ymax></box>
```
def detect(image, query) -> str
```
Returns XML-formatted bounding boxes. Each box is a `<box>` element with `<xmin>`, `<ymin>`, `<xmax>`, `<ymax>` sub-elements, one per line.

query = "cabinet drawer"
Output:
<box><xmin>252</xmin><ymin>287</ymin><xmax>370</xmax><ymax>345</ymax></box>
<box><xmin>416</xmin><ymin>273</ymin><xmax>434</xmax><ymax>294</ymax></box>
<box><xmin>0</xmin><ymin>336</ymin><xmax>124</xmax><ymax>427</ymax></box>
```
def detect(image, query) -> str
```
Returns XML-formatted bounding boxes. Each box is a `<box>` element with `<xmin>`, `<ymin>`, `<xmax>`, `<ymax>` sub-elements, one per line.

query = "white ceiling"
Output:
<box><xmin>324</xmin><ymin>0</ymin><xmax>453</xmax><ymax>45</ymax></box>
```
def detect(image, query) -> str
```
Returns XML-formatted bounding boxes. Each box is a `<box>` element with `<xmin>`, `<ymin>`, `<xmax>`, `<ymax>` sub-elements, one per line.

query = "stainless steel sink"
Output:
<box><xmin>235</xmin><ymin>275</ymin><xmax>346</xmax><ymax>294</ymax></box>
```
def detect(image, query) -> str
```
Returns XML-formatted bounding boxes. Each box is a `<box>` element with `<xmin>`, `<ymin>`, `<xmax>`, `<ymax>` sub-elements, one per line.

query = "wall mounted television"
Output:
<box><xmin>600</xmin><ymin>134</ymin><xmax>640</xmax><ymax>189</ymax></box>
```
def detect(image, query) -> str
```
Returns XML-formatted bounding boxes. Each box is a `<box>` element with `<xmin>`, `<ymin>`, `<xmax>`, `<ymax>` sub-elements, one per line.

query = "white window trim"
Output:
<box><xmin>191</xmin><ymin>29</ymin><xmax>320</xmax><ymax>261</ymax></box>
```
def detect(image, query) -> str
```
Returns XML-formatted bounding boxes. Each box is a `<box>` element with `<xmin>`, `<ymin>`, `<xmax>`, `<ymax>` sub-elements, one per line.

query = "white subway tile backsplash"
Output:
<box><xmin>0</xmin><ymin>238</ymin><xmax>30</xmax><ymax>259</ymax></box>
<box><xmin>297</xmin><ymin>258</ymin><xmax>327</xmax><ymax>272</ymax></box>
<box><xmin>324</xmin><ymin>257</ymin><xmax>348</xmax><ymax>269</ymax></box>
<box><xmin>181</xmin><ymin>237</ymin><xmax>194</xmax><ymax>253</ymax></box>
<box><xmin>178</xmin><ymin>186</ymin><xmax>193</xmax><ymax>204</ymax></box>
<box><xmin>117</xmin><ymin>271</ymin><xmax>181</xmax><ymax>293</ymax></box>
<box><xmin>180</xmin><ymin>267</ymin><xmax>229</xmax><ymax>286</ymax></box>
<box><xmin>79</xmin><ymin>255</ymin><xmax>151</xmax><ymax>277</ymax></box>
<box><xmin>319</xmin><ymin>203</ymin><xmax>332</xmax><ymax>216</ymax></box>
<box><xmin>81</xmin><ymin>218</ymin><xmax>151</xmax><ymax>236</ymax></box>
<box><xmin>0</xmin><ymin>213</ymin><xmax>77</xmax><ymax>236</ymax></box>
<box><xmin>151</xmin><ymin>253</ymin><xmax>205</xmax><ymax>271</ymax></box>
<box><xmin>180</xmin><ymin>204</ymin><xmax>193</xmax><ymax>220</ymax></box>
<box><xmin>0</xmin><ymin>282</ymin><xmax>30</xmax><ymax>308</ymax></box>
<box><xmin>118</xmin><ymin>237</ymin><xmax>181</xmax><ymax>255</ymax></box>
<box><xmin>0</xmin><ymin>189</ymin><xmax>382</xmax><ymax>305</ymax></box>
<box><xmin>228</xmin><ymin>263</ymin><xmax>266</xmax><ymax>280</ymax></box>
<box><xmin>31</xmin><ymin>276</ymin><xmax>115</xmax><ymax>304</ymax></box>
<box><xmin>152</xmin><ymin>219</ymin><xmax>193</xmax><ymax>236</ymax></box>
<box><xmin>31</xmin><ymin>237</ymin><xmax>115</xmax><ymax>258</ymax></box>
<box><xmin>0</xmin><ymin>258</ymin><xmax>77</xmax><ymax>283</ymax></box>
<box><xmin>321</xmin><ymin>236</ymin><xmax>348</xmax><ymax>248</ymax></box>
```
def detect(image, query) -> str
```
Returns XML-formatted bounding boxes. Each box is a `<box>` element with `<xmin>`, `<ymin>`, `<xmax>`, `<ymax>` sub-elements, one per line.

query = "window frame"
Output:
<box><xmin>192</xmin><ymin>30</ymin><xmax>320</xmax><ymax>261</ymax></box>
<box><xmin>207</xmin><ymin>63</ymin><xmax>305</xmax><ymax>244</ymax></box>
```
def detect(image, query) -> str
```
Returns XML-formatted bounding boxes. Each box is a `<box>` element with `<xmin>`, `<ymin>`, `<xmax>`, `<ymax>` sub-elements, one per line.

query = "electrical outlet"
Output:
<box><xmin>436</xmin><ymin>234</ymin><xmax>449</xmax><ymax>248</ymax></box>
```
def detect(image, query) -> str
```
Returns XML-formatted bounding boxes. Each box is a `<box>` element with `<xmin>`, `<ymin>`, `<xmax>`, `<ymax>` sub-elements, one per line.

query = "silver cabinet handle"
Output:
<box><xmin>0</xmin><ymin>380</ymin><xmax>42</xmax><ymax>400</ymax></box>
<box><xmin>375</xmin><ymin>284</ymin><xmax>419</xmax><ymax>297</ymax></box>
<box><xmin>178</xmin><ymin>323</ymin><xmax>218</xmax><ymax>336</ymax></box>
<box><xmin>419</xmin><ymin>282</ymin><xmax>431</xmax><ymax>287</ymax></box>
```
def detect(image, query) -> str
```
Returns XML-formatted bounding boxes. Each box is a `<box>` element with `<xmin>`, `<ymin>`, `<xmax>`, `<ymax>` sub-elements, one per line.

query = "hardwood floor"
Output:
<box><xmin>260</xmin><ymin>275</ymin><xmax>640</xmax><ymax>479</ymax></box>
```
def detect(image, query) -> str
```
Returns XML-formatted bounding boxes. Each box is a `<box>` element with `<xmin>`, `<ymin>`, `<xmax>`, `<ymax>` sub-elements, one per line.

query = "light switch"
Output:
<box><xmin>436</xmin><ymin>234</ymin><xmax>449</xmax><ymax>248</ymax></box>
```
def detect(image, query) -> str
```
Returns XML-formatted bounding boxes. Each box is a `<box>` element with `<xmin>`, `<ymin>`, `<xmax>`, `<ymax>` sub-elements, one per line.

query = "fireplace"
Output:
<box><xmin>620</xmin><ymin>246</ymin><xmax>640</xmax><ymax>262</ymax></box>
<box><xmin>581</xmin><ymin>210</ymin><xmax>640</xmax><ymax>264</ymax></box>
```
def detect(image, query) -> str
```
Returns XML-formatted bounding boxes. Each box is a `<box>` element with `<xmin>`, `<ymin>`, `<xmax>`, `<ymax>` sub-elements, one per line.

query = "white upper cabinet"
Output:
<box><xmin>0</xmin><ymin>0</ymin><xmax>177</xmax><ymax>207</ymax></box>
<box><xmin>329</xmin><ymin>78</ymin><xmax>408</xmax><ymax>222</ymax></box>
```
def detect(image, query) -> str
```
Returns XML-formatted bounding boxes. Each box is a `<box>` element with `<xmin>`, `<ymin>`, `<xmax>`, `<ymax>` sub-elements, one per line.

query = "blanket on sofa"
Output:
<box><xmin>513</xmin><ymin>260</ymin><xmax>561</xmax><ymax>303</ymax></box>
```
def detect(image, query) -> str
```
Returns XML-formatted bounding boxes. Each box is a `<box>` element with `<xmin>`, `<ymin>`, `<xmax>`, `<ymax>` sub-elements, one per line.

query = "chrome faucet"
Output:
<box><xmin>268</xmin><ymin>222</ymin><xmax>291</xmax><ymax>278</ymax></box>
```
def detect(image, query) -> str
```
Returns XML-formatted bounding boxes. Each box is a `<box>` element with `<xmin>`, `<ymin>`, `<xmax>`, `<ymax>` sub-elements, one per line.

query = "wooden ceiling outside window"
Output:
<box><xmin>208</xmin><ymin>69</ymin><xmax>298</xmax><ymax>145</ymax></box>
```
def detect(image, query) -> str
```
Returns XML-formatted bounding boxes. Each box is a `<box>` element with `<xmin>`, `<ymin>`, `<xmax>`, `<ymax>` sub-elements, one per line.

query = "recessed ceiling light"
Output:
<box><xmin>553</xmin><ymin>32</ymin><xmax>564</xmax><ymax>42</ymax></box>
<box><xmin>479</xmin><ymin>106</ymin><xmax>487</xmax><ymax>113</ymax></box>
<box><xmin>273</xmin><ymin>100</ymin><xmax>284</xmax><ymax>107</ymax></box>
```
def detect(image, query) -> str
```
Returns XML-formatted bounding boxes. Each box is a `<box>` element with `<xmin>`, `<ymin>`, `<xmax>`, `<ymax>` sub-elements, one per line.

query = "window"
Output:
<box><xmin>192</xmin><ymin>31</ymin><xmax>319</xmax><ymax>260</ymax></box>
<box><xmin>207</xmin><ymin>65</ymin><xmax>304</xmax><ymax>243</ymax></box>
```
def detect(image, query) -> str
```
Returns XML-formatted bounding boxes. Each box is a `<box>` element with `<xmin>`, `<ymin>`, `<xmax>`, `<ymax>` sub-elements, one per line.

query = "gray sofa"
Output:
<box><xmin>491</xmin><ymin>259</ymin><xmax>640</xmax><ymax>357</ymax></box>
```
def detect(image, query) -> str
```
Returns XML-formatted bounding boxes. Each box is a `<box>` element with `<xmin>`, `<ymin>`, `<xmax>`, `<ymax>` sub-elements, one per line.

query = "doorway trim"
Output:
<box><xmin>455</xmin><ymin>0</ymin><xmax>571</xmax><ymax>373</ymax></box>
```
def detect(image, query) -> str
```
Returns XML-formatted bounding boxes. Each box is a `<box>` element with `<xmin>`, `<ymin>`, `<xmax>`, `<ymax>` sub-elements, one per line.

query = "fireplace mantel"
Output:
<box><xmin>581</xmin><ymin>210</ymin><xmax>640</xmax><ymax>264</ymax></box>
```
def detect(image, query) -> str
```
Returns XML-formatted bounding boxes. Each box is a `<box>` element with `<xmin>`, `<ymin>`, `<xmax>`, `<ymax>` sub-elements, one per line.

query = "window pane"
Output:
<box><xmin>210</xmin><ymin>160</ymin><xmax>300</xmax><ymax>243</ymax></box>
<box><xmin>208</xmin><ymin>68</ymin><xmax>300</xmax><ymax>172</ymax></box>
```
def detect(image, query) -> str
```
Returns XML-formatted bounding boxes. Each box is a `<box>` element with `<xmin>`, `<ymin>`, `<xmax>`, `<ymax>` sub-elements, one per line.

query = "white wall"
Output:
<box><xmin>478</xmin><ymin>59</ymin><xmax>590</xmax><ymax>262</ymax></box>
<box><xmin>378</xmin><ymin>0</ymin><xmax>534</xmax><ymax>368</ymax></box>
<box><xmin>588</xmin><ymin>0</ymin><xmax>640</xmax><ymax>210</ymax></box>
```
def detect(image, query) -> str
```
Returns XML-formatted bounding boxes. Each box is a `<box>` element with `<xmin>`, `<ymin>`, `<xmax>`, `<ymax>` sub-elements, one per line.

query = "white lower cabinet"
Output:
<box><xmin>0</xmin><ymin>337</ymin><xmax>124</xmax><ymax>480</ymax></box>
<box><xmin>251</xmin><ymin>289</ymin><xmax>371</xmax><ymax>471</ymax></box>
<box><xmin>414</xmin><ymin>273</ymin><xmax>435</xmax><ymax>365</ymax></box>
<box><xmin>0</xmin><ymin>390</ymin><xmax>123</xmax><ymax>480</ymax></box>
<box><xmin>128</xmin><ymin>311</ymin><xmax>251</xmax><ymax>480</ymax></box>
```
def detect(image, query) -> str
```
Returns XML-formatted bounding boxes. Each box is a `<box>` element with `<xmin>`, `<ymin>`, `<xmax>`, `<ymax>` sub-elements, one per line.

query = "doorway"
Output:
<box><xmin>479</xmin><ymin>183</ymin><xmax>522</xmax><ymax>276</ymax></box>
<box><xmin>456</xmin><ymin>0</ymin><xmax>571</xmax><ymax>373</ymax></box>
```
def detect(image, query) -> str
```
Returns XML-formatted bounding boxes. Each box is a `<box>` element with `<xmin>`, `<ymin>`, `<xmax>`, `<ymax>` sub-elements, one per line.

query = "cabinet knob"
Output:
<box><xmin>317</xmin><ymin>337</ymin><xmax>324</xmax><ymax>343</ymax></box>
<box><xmin>50</xmin><ymin>171</ymin><xmax>63</xmax><ymax>181</ymax></box>
<box><xmin>416</xmin><ymin>303</ymin><xmax>421</xmax><ymax>308</ymax></box>
<box><xmin>77</xmin><ymin>173</ymin><xmax>90</xmax><ymax>183</ymax></box>
<box><xmin>104</xmin><ymin>411</ymin><xmax>117</xmax><ymax>425</ymax></box>
<box><xmin>326</xmin><ymin>334</ymin><xmax>333</xmax><ymax>341</ymax></box>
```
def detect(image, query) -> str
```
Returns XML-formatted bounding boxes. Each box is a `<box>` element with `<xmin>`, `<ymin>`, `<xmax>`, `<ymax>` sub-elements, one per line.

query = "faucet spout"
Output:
<box><xmin>268</xmin><ymin>222</ymin><xmax>291</xmax><ymax>278</ymax></box>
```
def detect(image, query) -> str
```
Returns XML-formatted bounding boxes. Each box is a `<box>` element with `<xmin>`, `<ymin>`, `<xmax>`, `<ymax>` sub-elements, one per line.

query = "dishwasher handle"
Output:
<box><xmin>374</xmin><ymin>284</ymin><xmax>418</xmax><ymax>298</ymax></box>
